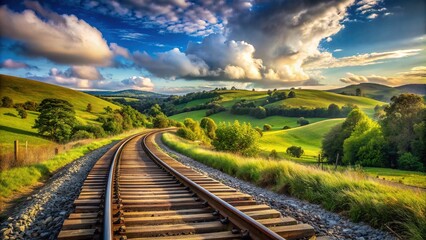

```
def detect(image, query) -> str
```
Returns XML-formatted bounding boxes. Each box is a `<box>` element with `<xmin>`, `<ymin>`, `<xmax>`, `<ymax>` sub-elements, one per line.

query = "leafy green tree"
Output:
<box><xmin>102</xmin><ymin>113</ymin><xmax>124</xmax><ymax>134</ymax></box>
<box><xmin>213</xmin><ymin>121</ymin><xmax>260</xmax><ymax>156</ymax></box>
<box><xmin>297</xmin><ymin>117</ymin><xmax>309</xmax><ymax>126</ymax></box>
<box><xmin>33</xmin><ymin>98</ymin><xmax>78</xmax><ymax>143</ymax></box>
<box><xmin>380</xmin><ymin>94</ymin><xmax>425</xmax><ymax>166</ymax></box>
<box><xmin>153</xmin><ymin>114</ymin><xmax>169</xmax><ymax>128</ymax></box>
<box><xmin>250</xmin><ymin>106</ymin><xmax>267</xmax><ymax>119</ymax></box>
<box><xmin>104</xmin><ymin>106</ymin><xmax>113</xmax><ymax>113</ymax></box>
<box><xmin>23</xmin><ymin>101</ymin><xmax>38</xmax><ymax>111</ymax></box>
<box><xmin>355</xmin><ymin>88</ymin><xmax>362</xmax><ymax>96</ymax></box>
<box><xmin>286</xmin><ymin>146</ymin><xmax>304</xmax><ymax>158</ymax></box>
<box><xmin>288</xmin><ymin>91</ymin><xmax>296</xmax><ymax>98</ymax></box>
<box><xmin>86</xmin><ymin>103</ymin><xmax>92</xmax><ymax>112</ymax></box>
<box><xmin>343</xmin><ymin>118</ymin><xmax>386</xmax><ymax>167</ymax></box>
<box><xmin>322</xmin><ymin>109</ymin><xmax>370</xmax><ymax>163</ymax></box>
<box><xmin>149</xmin><ymin>104</ymin><xmax>163</xmax><ymax>117</ymax></box>
<box><xmin>263</xmin><ymin>124</ymin><xmax>272</xmax><ymax>131</ymax></box>
<box><xmin>1</xmin><ymin>96</ymin><xmax>13</xmax><ymax>108</ymax></box>
<box><xmin>17</xmin><ymin>108</ymin><xmax>27</xmax><ymax>119</ymax></box>
<box><xmin>397</xmin><ymin>153</ymin><xmax>423</xmax><ymax>171</ymax></box>
<box><xmin>327</xmin><ymin>103</ymin><xmax>340</xmax><ymax>117</ymax></box>
<box><xmin>200</xmin><ymin>117</ymin><xmax>217</xmax><ymax>139</ymax></box>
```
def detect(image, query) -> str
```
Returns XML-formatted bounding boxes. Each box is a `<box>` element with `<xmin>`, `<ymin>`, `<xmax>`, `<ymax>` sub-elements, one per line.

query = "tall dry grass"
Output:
<box><xmin>162</xmin><ymin>132</ymin><xmax>426</xmax><ymax>239</ymax></box>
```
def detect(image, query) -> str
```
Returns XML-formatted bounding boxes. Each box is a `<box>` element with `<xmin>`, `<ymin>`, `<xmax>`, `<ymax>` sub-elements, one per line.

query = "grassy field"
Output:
<box><xmin>364</xmin><ymin>168</ymin><xmax>426</xmax><ymax>188</ymax></box>
<box><xmin>0</xmin><ymin>75</ymin><xmax>121</xmax><ymax>155</ymax></box>
<box><xmin>259</xmin><ymin>119</ymin><xmax>345</xmax><ymax>158</ymax></box>
<box><xmin>162</xmin><ymin>133</ymin><xmax>426</xmax><ymax>239</ymax></box>
<box><xmin>175</xmin><ymin>98</ymin><xmax>214</xmax><ymax>110</ymax></box>
<box><xmin>170</xmin><ymin>109</ymin><xmax>328</xmax><ymax>130</ymax></box>
<box><xmin>0</xmin><ymin>75</ymin><xmax>119</xmax><ymax>114</ymax></box>
<box><xmin>0</xmin><ymin>128</ymin><xmax>147</xmax><ymax>209</ymax></box>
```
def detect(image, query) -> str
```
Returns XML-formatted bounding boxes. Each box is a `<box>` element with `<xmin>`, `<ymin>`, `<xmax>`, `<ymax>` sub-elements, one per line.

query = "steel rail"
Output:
<box><xmin>142</xmin><ymin>131</ymin><xmax>286</xmax><ymax>240</ymax></box>
<box><xmin>103</xmin><ymin>132</ymin><xmax>146</xmax><ymax>240</ymax></box>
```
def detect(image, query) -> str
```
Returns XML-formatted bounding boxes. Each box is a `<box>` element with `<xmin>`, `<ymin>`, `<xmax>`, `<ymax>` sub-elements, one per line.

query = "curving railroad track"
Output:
<box><xmin>57</xmin><ymin>130</ymin><xmax>315</xmax><ymax>240</ymax></box>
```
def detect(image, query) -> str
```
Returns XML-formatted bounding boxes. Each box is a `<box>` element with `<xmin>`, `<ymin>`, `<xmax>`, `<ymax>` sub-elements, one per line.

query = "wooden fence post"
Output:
<box><xmin>55</xmin><ymin>147</ymin><xmax>59</xmax><ymax>155</ymax></box>
<box><xmin>14</xmin><ymin>140</ymin><xmax>19</xmax><ymax>162</ymax></box>
<box><xmin>334</xmin><ymin>152</ymin><xmax>339</xmax><ymax>171</ymax></box>
<box><xmin>25</xmin><ymin>141</ymin><xmax>28</xmax><ymax>161</ymax></box>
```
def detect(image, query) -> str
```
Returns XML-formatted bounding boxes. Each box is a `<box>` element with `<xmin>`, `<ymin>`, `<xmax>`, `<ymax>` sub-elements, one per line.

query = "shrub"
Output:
<box><xmin>72</xmin><ymin>130</ymin><xmax>94</xmax><ymax>140</ymax></box>
<box><xmin>286</xmin><ymin>146</ymin><xmax>304</xmax><ymax>158</ymax></box>
<box><xmin>86</xmin><ymin>103</ymin><xmax>92</xmax><ymax>112</ymax></box>
<box><xmin>73</xmin><ymin>125</ymin><xmax>106</xmax><ymax>138</ymax></box>
<box><xmin>254</xmin><ymin>127</ymin><xmax>263</xmax><ymax>137</ymax></box>
<box><xmin>269</xmin><ymin>149</ymin><xmax>279</xmax><ymax>159</ymax></box>
<box><xmin>213</xmin><ymin>121</ymin><xmax>259</xmax><ymax>156</ymax></box>
<box><xmin>297</xmin><ymin>117</ymin><xmax>309</xmax><ymax>126</ymax></box>
<box><xmin>282</xmin><ymin>125</ymin><xmax>291</xmax><ymax>130</ymax></box>
<box><xmin>263</xmin><ymin>124</ymin><xmax>272</xmax><ymax>131</ymax></box>
<box><xmin>1</xmin><ymin>96</ymin><xmax>13</xmax><ymax>108</ymax></box>
<box><xmin>200</xmin><ymin>117</ymin><xmax>217</xmax><ymax>139</ymax></box>
<box><xmin>23</xmin><ymin>101</ymin><xmax>38</xmax><ymax>111</ymax></box>
<box><xmin>250</xmin><ymin>106</ymin><xmax>267</xmax><ymax>119</ymax></box>
<box><xmin>153</xmin><ymin>114</ymin><xmax>170</xmax><ymax>128</ymax></box>
<box><xmin>288</xmin><ymin>91</ymin><xmax>296</xmax><ymax>98</ymax></box>
<box><xmin>17</xmin><ymin>108</ymin><xmax>27</xmax><ymax>119</ymax></box>
<box><xmin>102</xmin><ymin>113</ymin><xmax>124</xmax><ymax>134</ymax></box>
<box><xmin>176</xmin><ymin>127</ymin><xmax>197</xmax><ymax>141</ymax></box>
<box><xmin>398</xmin><ymin>153</ymin><xmax>424</xmax><ymax>171</ymax></box>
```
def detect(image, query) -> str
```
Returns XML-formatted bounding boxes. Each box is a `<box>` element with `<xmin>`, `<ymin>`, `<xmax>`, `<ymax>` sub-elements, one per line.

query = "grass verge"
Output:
<box><xmin>0</xmin><ymin>128</ymin><xmax>146</xmax><ymax>204</ymax></box>
<box><xmin>162</xmin><ymin>132</ymin><xmax>426</xmax><ymax>239</ymax></box>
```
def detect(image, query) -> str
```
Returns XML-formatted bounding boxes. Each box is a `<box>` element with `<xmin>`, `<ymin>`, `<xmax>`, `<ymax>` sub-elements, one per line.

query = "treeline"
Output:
<box><xmin>1</xmin><ymin>96</ymin><xmax>39</xmax><ymax>119</ymax></box>
<box><xmin>2</xmin><ymin>97</ymin><xmax>177</xmax><ymax>143</ymax></box>
<box><xmin>231</xmin><ymin>98</ymin><xmax>357</xmax><ymax>119</ymax></box>
<box><xmin>169</xmin><ymin>90</ymin><xmax>219</xmax><ymax>105</ymax></box>
<box><xmin>322</xmin><ymin>94</ymin><xmax>425</xmax><ymax>171</ymax></box>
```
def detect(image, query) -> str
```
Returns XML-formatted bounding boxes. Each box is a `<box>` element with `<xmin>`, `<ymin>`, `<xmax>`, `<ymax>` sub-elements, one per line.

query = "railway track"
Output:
<box><xmin>58</xmin><ymin>130</ymin><xmax>315</xmax><ymax>240</ymax></box>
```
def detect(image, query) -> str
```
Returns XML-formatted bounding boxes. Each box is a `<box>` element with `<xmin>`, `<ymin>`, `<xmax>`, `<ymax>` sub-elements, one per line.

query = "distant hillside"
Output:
<box><xmin>395</xmin><ymin>84</ymin><xmax>426</xmax><ymax>95</ymax></box>
<box><xmin>329</xmin><ymin>83</ymin><xmax>425</xmax><ymax>102</ymax></box>
<box><xmin>0</xmin><ymin>74</ymin><xmax>120</xmax><ymax>124</ymax></box>
<box><xmin>84</xmin><ymin>89</ymin><xmax>165</xmax><ymax>98</ymax></box>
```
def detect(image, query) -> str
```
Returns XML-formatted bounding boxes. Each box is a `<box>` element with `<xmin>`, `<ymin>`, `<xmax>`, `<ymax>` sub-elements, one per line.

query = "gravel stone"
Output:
<box><xmin>0</xmin><ymin>141</ymin><xmax>117</xmax><ymax>240</ymax></box>
<box><xmin>155</xmin><ymin>133</ymin><xmax>396</xmax><ymax>240</ymax></box>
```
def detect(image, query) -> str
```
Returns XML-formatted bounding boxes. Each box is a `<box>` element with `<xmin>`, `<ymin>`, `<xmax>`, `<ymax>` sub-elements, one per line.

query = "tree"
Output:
<box><xmin>322</xmin><ymin>109</ymin><xmax>370</xmax><ymax>163</ymax></box>
<box><xmin>33</xmin><ymin>98</ymin><xmax>78</xmax><ymax>143</ymax></box>
<box><xmin>1</xmin><ymin>96</ymin><xmax>13</xmax><ymax>108</ymax></box>
<box><xmin>200</xmin><ymin>117</ymin><xmax>217</xmax><ymax>139</ymax></box>
<box><xmin>343</xmin><ymin>117</ymin><xmax>386</xmax><ymax>167</ymax></box>
<box><xmin>288</xmin><ymin>91</ymin><xmax>296</xmax><ymax>98</ymax></box>
<box><xmin>380</xmin><ymin>94</ymin><xmax>425</xmax><ymax>167</ymax></box>
<box><xmin>23</xmin><ymin>101</ymin><xmax>38</xmax><ymax>111</ymax></box>
<box><xmin>282</xmin><ymin>125</ymin><xmax>291</xmax><ymax>130</ymax></box>
<box><xmin>213</xmin><ymin>121</ymin><xmax>259</xmax><ymax>156</ymax></box>
<box><xmin>250</xmin><ymin>106</ymin><xmax>267</xmax><ymax>119</ymax></box>
<box><xmin>327</xmin><ymin>103</ymin><xmax>340</xmax><ymax>117</ymax></box>
<box><xmin>149</xmin><ymin>104</ymin><xmax>163</xmax><ymax>117</ymax></box>
<box><xmin>102</xmin><ymin>113</ymin><xmax>124</xmax><ymax>134</ymax></box>
<box><xmin>231</xmin><ymin>86</ymin><xmax>237</xmax><ymax>90</ymax></box>
<box><xmin>17</xmin><ymin>108</ymin><xmax>27</xmax><ymax>119</ymax></box>
<box><xmin>263</xmin><ymin>124</ymin><xmax>272</xmax><ymax>131</ymax></box>
<box><xmin>269</xmin><ymin>149</ymin><xmax>279</xmax><ymax>159</ymax></box>
<box><xmin>86</xmin><ymin>103</ymin><xmax>92</xmax><ymax>112</ymax></box>
<box><xmin>355</xmin><ymin>88</ymin><xmax>362</xmax><ymax>96</ymax></box>
<box><xmin>286</xmin><ymin>146</ymin><xmax>304</xmax><ymax>158</ymax></box>
<box><xmin>153</xmin><ymin>114</ymin><xmax>169</xmax><ymax>128</ymax></box>
<box><xmin>297</xmin><ymin>117</ymin><xmax>309</xmax><ymax>126</ymax></box>
<box><xmin>104</xmin><ymin>106</ymin><xmax>113</xmax><ymax>113</ymax></box>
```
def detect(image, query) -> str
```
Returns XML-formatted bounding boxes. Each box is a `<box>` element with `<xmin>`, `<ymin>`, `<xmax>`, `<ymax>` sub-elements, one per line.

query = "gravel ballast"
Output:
<box><xmin>155</xmin><ymin>133</ymin><xmax>395</xmax><ymax>240</ymax></box>
<box><xmin>1</xmin><ymin>141</ymin><xmax>117</xmax><ymax>240</ymax></box>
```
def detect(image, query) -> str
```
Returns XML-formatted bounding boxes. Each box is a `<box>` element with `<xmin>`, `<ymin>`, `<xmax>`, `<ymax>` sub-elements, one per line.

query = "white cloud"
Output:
<box><xmin>0</xmin><ymin>5</ymin><xmax>113</xmax><ymax>65</ymax></box>
<box><xmin>367</xmin><ymin>13</ymin><xmax>379</xmax><ymax>19</ymax></box>
<box><xmin>339</xmin><ymin>66</ymin><xmax>426</xmax><ymax>86</ymax></box>
<box><xmin>32</xmin><ymin>68</ymin><xmax>154</xmax><ymax>90</ymax></box>
<box><xmin>357</xmin><ymin>0</ymin><xmax>382</xmax><ymax>12</ymax></box>
<box><xmin>0</xmin><ymin>59</ymin><xmax>37</xmax><ymax>69</ymax></box>
<box><xmin>110</xmin><ymin>43</ymin><xmax>130</xmax><ymax>59</ymax></box>
<box><xmin>304</xmin><ymin>49</ymin><xmax>422</xmax><ymax>69</ymax></box>
<box><xmin>334</xmin><ymin>49</ymin><xmax>343</xmax><ymax>52</ymax></box>
<box><xmin>63</xmin><ymin>66</ymin><xmax>104</xmax><ymax>80</ymax></box>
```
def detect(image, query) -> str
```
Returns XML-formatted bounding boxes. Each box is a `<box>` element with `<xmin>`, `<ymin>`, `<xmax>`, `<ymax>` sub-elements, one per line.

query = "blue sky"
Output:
<box><xmin>0</xmin><ymin>0</ymin><xmax>424</xmax><ymax>94</ymax></box>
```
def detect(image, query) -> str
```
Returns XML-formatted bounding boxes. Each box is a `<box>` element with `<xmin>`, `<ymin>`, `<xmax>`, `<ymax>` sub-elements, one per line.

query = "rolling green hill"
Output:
<box><xmin>84</xmin><ymin>89</ymin><xmax>165</xmax><ymax>98</ymax></box>
<box><xmin>328</xmin><ymin>83</ymin><xmax>425</xmax><ymax>102</ymax></box>
<box><xmin>258</xmin><ymin>118</ymin><xmax>345</xmax><ymax>161</ymax></box>
<box><xmin>0</xmin><ymin>74</ymin><xmax>120</xmax><ymax>150</ymax></box>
